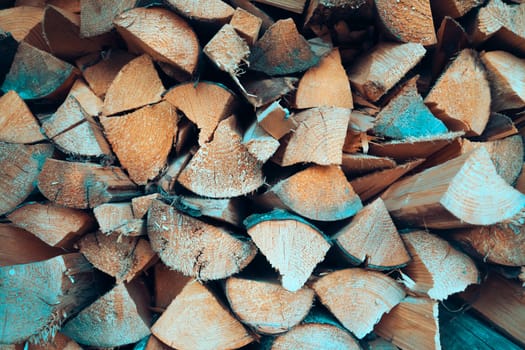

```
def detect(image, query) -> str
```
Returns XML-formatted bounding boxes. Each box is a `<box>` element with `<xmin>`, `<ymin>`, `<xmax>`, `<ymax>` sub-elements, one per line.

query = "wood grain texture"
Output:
<box><xmin>0</xmin><ymin>90</ymin><xmax>45</xmax><ymax>143</ymax></box>
<box><xmin>272</xmin><ymin>323</ymin><xmax>361</xmax><ymax>350</ymax></box>
<box><xmin>80</xmin><ymin>0</ymin><xmax>136</xmax><ymax>37</ymax></box>
<box><xmin>230</xmin><ymin>7</ymin><xmax>262</xmax><ymax>45</ymax></box>
<box><xmin>165</xmin><ymin>0</ymin><xmax>234</xmax><ymax>23</ymax></box>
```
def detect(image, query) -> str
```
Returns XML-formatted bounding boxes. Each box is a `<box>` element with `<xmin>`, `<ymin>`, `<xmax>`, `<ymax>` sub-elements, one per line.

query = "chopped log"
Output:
<box><xmin>431</xmin><ymin>16</ymin><xmax>470</xmax><ymax>81</ymax></box>
<box><xmin>204</xmin><ymin>24</ymin><xmax>250</xmax><ymax>79</ymax></box>
<box><xmin>80</xmin><ymin>0</ymin><xmax>136</xmax><ymax>37</ymax></box>
<box><xmin>0</xmin><ymin>90</ymin><xmax>45</xmax><ymax>143</ymax></box>
<box><xmin>79</xmin><ymin>231</ymin><xmax>156</xmax><ymax>283</ymax></box>
<box><xmin>242</xmin><ymin>76</ymin><xmax>298</xmax><ymax>108</ymax></box>
<box><xmin>164</xmin><ymin>81</ymin><xmax>236</xmax><ymax>145</ymax></box>
<box><xmin>341</xmin><ymin>153</ymin><xmax>396</xmax><ymax>176</ymax></box>
<box><xmin>481</xmin><ymin>50</ymin><xmax>525</xmax><ymax>111</ymax></box>
<box><xmin>0</xmin><ymin>142</ymin><xmax>53</xmax><ymax>215</ymax></box>
<box><xmin>151</xmin><ymin>280</ymin><xmax>254</xmax><ymax>350</ymax></box>
<box><xmin>178</xmin><ymin>116</ymin><xmax>265</xmax><ymax>198</ymax></box>
<box><xmin>424</xmin><ymin>49</ymin><xmax>491</xmax><ymax>136</ymax></box>
<box><xmin>343</xmin><ymin>111</ymin><xmax>376</xmax><ymax>154</ymax></box>
<box><xmin>165</xmin><ymin>0</ymin><xmax>234</xmax><ymax>23</ymax></box>
<box><xmin>28</xmin><ymin>332</ymin><xmax>82</xmax><ymax>350</ymax></box>
<box><xmin>68</xmin><ymin>78</ymin><xmax>104</xmax><ymax>116</ymax></box>
<box><xmin>253</xmin><ymin>0</ymin><xmax>306</xmax><ymax>14</ymax></box>
<box><xmin>271</xmin><ymin>323</ymin><xmax>361</xmax><ymax>350</ymax></box>
<box><xmin>132</xmin><ymin>193</ymin><xmax>161</xmax><ymax>219</ymax></box>
<box><xmin>431</xmin><ymin>0</ymin><xmax>482</xmax><ymax>19</ymax></box>
<box><xmin>39</xmin><ymin>94</ymin><xmax>88</xmax><ymax>139</ymax></box>
<box><xmin>225</xmin><ymin>277</ymin><xmax>315</xmax><ymax>334</ymax></box>
<box><xmin>333</xmin><ymin>198</ymin><xmax>410</xmax><ymax>269</ymax></box>
<box><xmin>7</xmin><ymin>202</ymin><xmax>96</xmax><ymax>248</ymax></box>
<box><xmin>143</xmin><ymin>335</ymin><xmax>172</xmax><ymax>350</ymax></box>
<box><xmin>347</xmin><ymin>42</ymin><xmax>426</xmax><ymax>102</ymax></box>
<box><xmin>0</xmin><ymin>6</ymin><xmax>43</xmax><ymax>42</ymax></box>
<box><xmin>101</xmin><ymin>101</ymin><xmax>178</xmax><ymax>184</ymax></box>
<box><xmin>257</xmin><ymin>101</ymin><xmax>295</xmax><ymax>140</ymax></box>
<box><xmin>249</xmin><ymin>18</ymin><xmax>320</xmax><ymax>76</ymax></box>
<box><xmin>1</xmin><ymin>42</ymin><xmax>77</xmax><ymax>100</ymax></box>
<box><xmin>157</xmin><ymin>150</ymin><xmax>194</xmax><ymax>194</ymax></box>
<box><xmin>230</xmin><ymin>0</ymin><xmax>274</xmax><ymax>32</ymax></box>
<box><xmin>375</xmin><ymin>296</ymin><xmax>440</xmax><ymax>350</ymax></box>
<box><xmin>174</xmin><ymin>195</ymin><xmax>247</xmax><ymax>227</ymax></box>
<box><xmin>374</xmin><ymin>0</ymin><xmax>437</xmax><ymax>46</ymax></box>
<box><xmin>366</xmin><ymin>338</ymin><xmax>399</xmax><ymax>350</ymax></box>
<box><xmin>293</xmin><ymin>48</ymin><xmax>353</xmax><ymax>109</ymax></box>
<box><xmin>93</xmin><ymin>202</ymin><xmax>134</xmax><ymax>233</ymax></box>
<box><xmin>242</xmin><ymin>122</ymin><xmax>280</xmax><ymax>163</ymax></box>
<box><xmin>373</xmin><ymin>77</ymin><xmax>448</xmax><ymax>140</ymax></box>
<box><xmin>62</xmin><ymin>280</ymin><xmax>152</xmax><ymax>347</ymax></box>
<box><xmin>304</xmin><ymin>0</ymin><xmax>375</xmax><ymax>28</ymax></box>
<box><xmin>312</xmin><ymin>268</ymin><xmax>406</xmax><ymax>339</ymax></box>
<box><xmin>147</xmin><ymin>199</ymin><xmax>257</xmax><ymax>280</ymax></box>
<box><xmin>382</xmin><ymin>147</ymin><xmax>525</xmax><ymax>228</ymax></box>
<box><xmin>350</xmin><ymin>159</ymin><xmax>424</xmax><ymax>202</ymax></box>
<box><xmin>153</xmin><ymin>262</ymin><xmax>192</xmax><ymax>309</ymax></box>
<box><xmin>230</xmin><ymin>7</ymin><xmax>262</xmax><ymax>46</ymax></box>
<box><xmin>244</xmin><ymin>209</ymin><xmax>331</xmax><ymax>291</ymax></box>
<box><xmin>0</xmin><ymin>224</ymin><xmax>63</xmax><ymax>266</ymax></box>
<box><xmin>473</xmin><ymin>112</ymin><xmax>518</xmax><ymax>141</ymax></box>
<box><xmin>37</xmin><ymin>158</ymin><xmax>138</xmax><ymax>209</ymax></box>
<box><xmin>0</xmin><ymin>253</ymin><xmax>102</xmax><ymax>344</ymax></box>
<box><xmin>273</xmin><ymin>107</ymin><xmax>349</xmax><ymax>166</ymax></box>
<box><xmin>102</xmin><ymin>55</ymin><xmax>164</xmax><ymax>116</ymax></box>
<box><xmin>257</xmin><ymin>165</ymin><xmax>363</xmax><ymax>221</ymax></box>
<box><xmin>114</xmin><ymin>7</ymin><xmax>200</xmax><ymax>76</ymax></box>
<box><xmin>400</xmin><ymin>230</ymin><xmax>479</xmax><ymax>300</ymax></box>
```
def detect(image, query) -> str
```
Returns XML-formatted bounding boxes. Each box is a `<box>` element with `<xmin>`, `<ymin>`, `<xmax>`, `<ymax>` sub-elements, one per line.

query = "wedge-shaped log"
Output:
<box><xmin>242</xmin><ymin>122</ymin><xmax>280</xmax><ymax>163</ymax></box>
<box><xmin>312</xmin><ymin>268</ymin><xmax>405</xmax><ymax>339</ymax></box>
<box><xmin>153</xmin><ymin>262</ymin><xmax>192</xmax><ymax>310</ymax></box>
<box><xmin>0</xmin><ymin>90</ymin><xmax>45</xmax><ymax>143</ymax></box>
<box><xmin>147</xmin><ymin>200</ymin><xmax>256</xmax><ymax>280</ymax></box>
<box><xmin>242</xmin><ymin>76</ymin><xmax>298</xmax><ymax>108</ymax></box>
<box><xmin>94</xmin><ymin>202</ymin><xmax>134</xmax><ymax>234</ymax></box>
<box><xmin>204</xmin><ymin>24</ymin><xmax>250</xmax><ymax>78</ymax></box>
<box><xmin>230</xmin><ymin>7</ymin><xmax>262</xmax><ymax>45</ymax></box>
<box><xmin>272</xmin><ymin>322</ymin><xmax>361</xmax><ymax>350</ymax></box>
<box><xmin>431</xmin><ymin>0</ymin><xmax>482</xmax><ymax>18</ymax></box>
<box><xmin>174</xmin><ymin>195</ymin><xmax>247</xmax><ymax>227</ymax></box>
<box><xmin>80</xmin><ymin>0</ymin><xmax>136</xmax><ymax>37</ymax></box>
<box><xmin>341</xmin><ymin>153</ymin><xmax>396</xmax><ymax>176</ymax></box>
<box><xmin>244</xmin><ymin>210</ymin><xmax>331</xmax><ymax>291</ymax></box>
<box><xmin>165</xmin><ymin>0</ymin><xmax>234</xmax><ymax>23</ymax></box>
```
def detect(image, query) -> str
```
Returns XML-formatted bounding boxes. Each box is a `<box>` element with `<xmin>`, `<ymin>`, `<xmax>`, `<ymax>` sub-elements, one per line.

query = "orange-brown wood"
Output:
<box><xmin>93</xmin><ymin>202</ymin><xmax>134</xmax><ymax>233</ymax></box>
<box><xmin>230</xmin><ymin>7</ymin><xmax>262</xmax><ymax>45</ymax></box>
<box><xmin>0</xmin><ymin>90</ymin><xmax>45</xmax><ymax>143</ymax></box>
<box><xmin>0</xmin><ymin>6</ymin><xmax>44</xmax><ymax>43</ymax></box>
<box><xmin>230</xmin><ymin>0</ymin><xmax>274</xmax><ymax>31</ymax></box>
<box><xmin>204</xmin><ymin>24</ymin><xmax>250</xmax><ymax>78</ymax></box>
<box><xmin>241</xmin><ymin>76</ymin><xmax>298</xmax><ymax>108</ymax></box>
<box><xmin>253</xmin><ymin>0</ymin><xmax>306</xmax><ymax>13</ymax></box>
<box><xmin>158</xmin><ymin>150</ymin><xmax>194</xmax><ymax>194</ymax></box>
<box><xmin>80</xmin><ymin>0</ymin><xmax>136</xmax><ymax>37</ymax></box>
<box><xmin>432</xmin><ymin>16</ymin><xmax>469</xmax><ymax>81</ymax></box>
<box><xmin>341</xmin><ymin>153</ymin><xmax>396</xmax><ymax>176</ymax></box>
<box><xmin>132</xmin><ymin>193</ymin><xmax>161</xmax><ymax>219</ymax></box>
<box><xmin>153</xmin><ymin>262</ymin><xmax>192</xmax><ymax>310</ymax></box>
<box><xmin>256</xmin><ymin>101</ymin><xmax>295</xmax><ymax>140</ymax></box>
<box><xmin>242</xmin><ymin>122</ymin><xmax>280</xmax><ymax>163</ymax></box>
<box><xmin>474</xmin><ymin>112</ymin><xmax>518</xmax><ymax>141</ymax></box>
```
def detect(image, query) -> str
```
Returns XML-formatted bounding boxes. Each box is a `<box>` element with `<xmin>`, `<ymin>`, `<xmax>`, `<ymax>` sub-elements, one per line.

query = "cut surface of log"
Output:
<box><xmin>225</xmin><ymin>277</ymin><xmax>314</xmax><ymax>334</ymax></box>
<box><xmin>245</xmin><ymin>210</ymin><xmax>330</xmax><ymax>291</ymax></box>
<box><xmin>80</xmin><ymin>0</ymin><xmax>136</xmax><ymax>37</ymax></box>
<box><xmin>271</xmin><ymin>323</ymin><xmax>361</xmax><ymax>350</ymax></box>
<box><xmin>0</xmin><ymin>6</ymin><xmax>43</xmax><ymax>42</ymax></box>
<box><xmin>132</xmin><ymin>193</ymin><xmax>161</xmax><ymax>219</ymax></box>
<box><xmin>347</xmin><ymin>42</ymin><xmax>426</xmax><ymax>102</ymax></box>
<box><xmin>334</xmin><ymin>198</ymin><xmax>410</xmax><ymax>269</ymax></box>
<box><xmin>400</xmin><ymin>230</ymin><xmax>479</xmax><ymax>300</ymax></box>
<box><xmin>147</xmin><ymin>199</ymin><xmax>256</xmax><ymax>280</ymax></box>
<box><xmin>153</xmin><ymin>262</ymin><xmax>192</xmax><ymax>309</ymax></box>
<box><xmin>0</xmin><ymin>142</ymin><xmax>53</xmax><ymax>215</ymax></box>
<box><xmin>253</xmin><ymin>0</ymin><xmax>306</xmax><ymax>14</ymax></box>
<box><xmin>174</xmin><ymin>195</ymin><xmax>246</xmax><ymax>227</ymax></box>
<box><xmin>204</xmin><ymin>24</ymin><xmax>250</xmax><ymax>77</ymax></box>
<box><xmin>151</xmin><ymin>280</ymin><xmax>254</xmax><ymax>350</ymax></box>
<box><xmin>242</xmin><ymin>122</ymin><xmax>280</xmax><ymax>163</ymax></box>
<box><xmin>312</xmin><ymin>268</ymin><xmax>405</xmax><ymax>339</ymax></box>
<box><xmin>0</xmin><ymin>90</ymin><xmax>45</xmax><ymax>143</ymax></box>
<box><xmin>230</xmin><ymin>7</ymin><xmax>262</xmax><ymax>45</ymax></box>
<box><xmin>93</xmin><ymin>202</ymin><xmax>134</xmax><ymax>233</ymax></box>
<box><xmin>165</xmin><ymin>0</ymin><xmax>234</xmax><ymax>23</ymax></box>
<box><xmin>256</xmin><ymin>101</ymin><xmax>295</xmax><ymax>140</ymax></box>
<box><xmin>178</xmin><ymin>116</ymin><xmax>265</xmax><ymax>198</ymax></box>
<box><xmin>431</xmin><ymin>0</ymin><xmax>482</xmax><ymax>18</ymax></box>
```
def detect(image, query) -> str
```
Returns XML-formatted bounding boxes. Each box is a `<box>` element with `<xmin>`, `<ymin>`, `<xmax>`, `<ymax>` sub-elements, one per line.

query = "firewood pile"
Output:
<box><xmin>1</xmin><ymin>0</ymin><xmax>524</xmax><ymax>349</ymax></box>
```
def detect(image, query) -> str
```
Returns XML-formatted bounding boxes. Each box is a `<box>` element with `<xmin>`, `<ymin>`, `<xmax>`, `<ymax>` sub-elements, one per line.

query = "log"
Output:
<box><xmin>114</xmin><ymin>7</ymin><xmax>200</xmax><ymax>76</ymax></box>
<box><xmin>174</xmin><ymin>195</ymin><xmax>247</xmax><ymax>227</ymax></box>
<box><xmin>28</xmin><ymin>332</ymin><xmax>82</xmax><ymax>350</ymax></box>
<box><xmin>257</xmin><ymin>165</ymin><xmax>363</xmax><ymax>221</ymax></box>
<box><xmin>293</xmin><ymin>48</ymin><xmax>353</xmax><ymax>109</ymax></box>
<box><xmin>151</xmin><ymin>280</ymin><xmax>255</xmax><ymax>350</ymax></box>
<box><xmin>242</xmin><ymin>122</ymin><xmax>280</xmax><ymax>163</ymax></box>
<box><xmin>204</xmin><ymin>24</ymin><xmax>250</xmax><ymax>79</ymax></box>
<box><xmin>253</xmin><ymin>0</ymin><xmax>306</xmax><ymax>14</ymax></box>
<box><xmin>347</xmin><ymin>42</ymin><xmax>426</xmax><ymax>102</ymax></box>
<box><xmin>37</xmin><ymin>158</ymin><xmax>139</xmax><ymax>209</ymax></box>
<box><xmin>400</xmin><ymin>230</ymin><xmax>479</xmax><ymax>300</ymax></box>
<box><xmin>241</xmin><ymin>76</ymin><xmax>298</xmax><ymax>108</ymax></box>
<box><xmin>67</xmin><ymin>78</ymin><xmax>103</xmax><ymax>116</ymax></box>
<box><xmin>473</xmin><ymin>112</ymin><xmax>518</xmax><ymax>141</ymax></box>
<box><xmin>147</xmin><ymin>199</ymin><xmax>257</xmax><ymax>280</ymax></box>
<box><xmin>256</xmin><ymin>101</ymin><xmax>295</xmax><ymax>140</ymax></box>
<box><xmin>244</xmin><ymin>210</ymin><xmax>330</xmax><ymax>291</ymax></box>
<box><xmin>230</xmin><ymin>7</ymin><xmax>262</xmax><ymax>46</ymax></box>
<box><xmin>431</xmin><ymin>16</ymin><xmax>469</xmax><ymax>81</ymax></box>
<box><xmin>225</xmin><ymin>277</ymin><xmax>315</xmax><ymax>334</ymax></box>
<box><xmin>230</xmin><ymin>0</ymin><xmax>274</xmax><ymax>32</ymax></box>
<box><xmin>7</xmin><ymin>202</ymin><xmax>96</xmax><ymax>248</ymax></box>
<box><xmin>177</xmin><ymin>116</ymin><xmax>265</xmax><ymax>198</ymax></box>
<box><xmin>341</xmin><ymin>153</ymin><xmax>396</xmax><ymax>176</ymax></box>
<box><xmin>0</xmin><ymin>6</ymin><xmax>43</xmax><ymax>43</ymax></box>
<box><xmin>165</xmin><ymin>0</ymin><xmax>234</xmax><ymax>23</ymax></box>
<box><xmin>333</xmin><ymin>198</ymin><xmax>410</xmax><ymax>269</ymax></box>
<box><xmin>424</xmin><ymin>49</ymin><xmax>491</xmax><ymax>136</ymax></box>
<box><xmin>93</xmin><ymin>202</ymin><xmax>134</xmax><ymax>233</ymax></box>
<box><xmin>0</xmin><ymin>142</ymin><xmax>53</xmax><ymax>215</ymax></box>
<box><xmin>80</xmin><ymin>0</ymin><xmax>136</xmax><ymax>37</ymax></box>
<box><xmin>431</xmin><ymin>0</ymin><xmax>482</xmax><ymax>19</ymax></box>
<box><xmin>153</xmin><ymin>262</ymin><xmax>192</xmax><ymax>310</ymax></box>
<box><xmin>132</xmin><ymin>193</ymin><xmax>161</xmax><ymax>219</ymax></box>
<box><xmin>271</xmin><ymin>323</ymin><xmax>361</xmax><ymax>350</ymax></box>
<box><xmin>311</xmin><ymin>268</ymin><xmax>406</xmax><ymax>339</ymax></box>
<box><xmin>374</xmin><ymin>296</ymin><xmax>440</xmax><ymax>350</ymax></box>
<box><xmin>62</xmin><ymin>280</ymin><xmax>152</xmax><ymax>347</ymax></box>
<box><xmin>374</xmin><ymin>0</ymin><xmax>437</xmax><ymax>46</ymax></box>
<box><xmin>0</xmin><ymin>90</ymin><xmax>45</xmax><ymax>143</ymax></box>
<box><xmin>157</xmin><ymin>150</ymin><xmax>194</xmax><ymax>194</ymax></box>
<box><xmin>0</xmin><ymin>253</ymin><xmax>102</xmax><ymax>344</ymax></box>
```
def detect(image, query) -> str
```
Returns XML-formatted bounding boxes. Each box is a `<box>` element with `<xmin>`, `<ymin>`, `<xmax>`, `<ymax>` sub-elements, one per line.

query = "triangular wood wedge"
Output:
<box><xmin>93</xmin><ymin>202</ymin><xmax>134</xmax><ymax>234</ymax></box>
<box><xmin>272</xmin><ymin>322</ymin><xmax>361</xmax><ymax>350</ymax></box>
<box><xmin>204</xmin><ymin>24</ymin><xmax>250</xmax><ymax>77</ymax></box>
<box><xmin>174</xmin><ymin>195</ymin><xmax>247</xmax><ymax>227</ymax></box>
<box><xmin>256</xmin><ymin>100</ymin><xmax>295</xmax><ymax>140</ymax></box>
<box><xmin>165</xmin><ymin>0</ymin><xmax>234</xmax><ymax>23</ymax></box>
<box><xmin>153</xmin><ymin>261</ymin><xmax>192</xmax><ymax>310</ymax></box>
<box><xmin>0</xmin><ymin>90</ymin><xmax>45</xmax><ymax>143</ymax></box>
<box><xmin>230</xmin><ymin>7</ymin><xmax>262</xmax><ymax>46</ymax></box>
<box><xmin>242</xmin><ymin>121</ymin><xmax>280</xmax><ymax>163</ymax></box>
<box><xmin>341</xmin><ymin>153</ymin><xmax>396</xmax><ymax>176</ymax></box>
<box><xmin>80</xmin><ymin>0</ymin><xmax>135</xmax><ymax>37</ymax></box>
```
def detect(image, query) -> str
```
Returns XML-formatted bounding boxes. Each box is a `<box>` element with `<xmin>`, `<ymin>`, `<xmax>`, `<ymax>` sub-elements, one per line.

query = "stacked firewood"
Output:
<box><xmin>0</xmin><ymin>0</ymin><xmax>524</xmax><ymax>349</ymax></box>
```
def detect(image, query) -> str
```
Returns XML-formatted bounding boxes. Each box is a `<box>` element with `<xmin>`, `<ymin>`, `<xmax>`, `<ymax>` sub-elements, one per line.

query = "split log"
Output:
<box><xmin>174</xmin><ymin>195</ymin><xmax>247</xmax><ymax>227</ymax></box>
<box><xmin>481</xmin><ymin>50</ymin><xmax>525</xmax><ymax>111</ymax></box>
<box><xmin>153</xmin><ymin>262</ymin><xmax>192</xmax><ymax>309</ymax></box>
<box><xmin>431</xmin><ymin>0</ymin><xmax>482</xmax><ymax>19</ymax></box>
<box><xmin>293</xmin><ymin>48</ymin><xmax>353</xmax><ymax>109</ymax></box>
<box><xmin>93</xmin><ymin>202</ymin><xmax>134</xmax><ymax>233</ymax></box>
<box><xmin>132</xmin><ymin>193</ymin><xmax>161</xmax><ymax>219</ymax></box>
<box><xmin>102</xmin><ymin>55</ymin><xmax>164</xmax><ymax>116</ymax></box>
<box><xmin>242</xmin><ymin>76</ymin><xmax>298</xmax><ymax>108</ymax></box>
<box><xmin>333</xmin><ymin>198</ymin><xmax>410</xmax><ymax>269</ymax></box>
<box><xmin>165</xmin><ymin>0</ymin><xmax>234</xmax><ymax>23</ymax></box>
<box><xmin>253</xmin><ymin>0</ymin><xmax>306</xmax><ymax>14</ymax></box>
<box><xmin>473</xmin><ymin>112</ymin><xmax>518</xmax><ymax>141</ymax></box>
<box><xmin>0</xmin><ymin>90</ymin><xmax>45</xmax><ymax>143</ymax></box>
<box><xmin>257</xmin><ymin>165</ymin><xmax>363</xmax><ymax>221</ymax></box>
<box><xmin>7</xmin><ymin>202</ymin><xmax>96</xmax><ymax>248</ymax></box>
<box><xmin>382</xmin><ymin>147</ymin><xmax>525</xmax><ymax>228</ymax></box>
<box><xmin>151</xmin><ymin>280</ymin><xmax>255</xmax><ymax>350</ymax></box>
<box><xmin>28</xmin><ymin>332</ymin><xmax>82</xmax><ymax>350</ymax></box>
<box><xmin>177</xmin><ymin>116</ymin><xmax>265</xmax><ymax>198</ymax></box>
<box><xmin>245</xmin><ymin>210</ymin><xmax>330</xmax><ymax>291</ymax></box>
<box><xmin>312</xmin><ymin>268</ymin><xmax>405</xmax><ymax>339</ymax></box>
<box><xmin>400</xmin><ymin>230</ymin><xmax>479</xmax><ymax>300</ymax></box>
<box><xmin>37</xmin><ymin>158</ymin><xmax>138</xmax><ymax>209</ymax></box>
<box><xmin>225</xmin><ymin>277</ymin><xmax>315</xmax><ymax>334</ymax></box>
<box><xmin>0</xmin><ymin>6</ymin><xmax>43</xmax><ymax>43</ymax></box>
<box><xmin>347</xmin><ymin>42</ymin><xmax>426</xmax><ymax>102</ymax></box>
<box><xmin>147</xmin><ymin>199</ymin><xmax>257</xmax><ymax>280</ymax></box>
<box><xmin>366</xmin><ymin>338</ymin><xmax>399</xmax><ymax>350</ymax></box>
<box><xmin>114</xmin><ymin>7</ymin><xmax>200</xmax><ymax>76</ymax></box>
<box><xmin>341</xmin><ymin>153</ymin><xmax>396</xmax><ymax>176</ymax></box>
<box><xmin>230</xmin><ymin>7</ymin><xmax>262</xmax><ymax>46</ymax></box>
<box><xmin>431</xmin><ymin>16</ymin><xmax>470</xmax><ymax>81</ymax></box>
<box><xmin>249</xmin><ymin>18</ymin><xmax>320</xmax><ymax>76</ymax></box>
<box><xmin>242</xmin><ymin>122</ymin><xmax>280</xmax><ymax>163</ymax></box>
<box><xmin>374</xmin><ymin>0</ymin><xmax>437</xmax><ymax>46</ymax></box>
<box><xmin>80</xmin><ymin>0</ymin><xmax>136</xmax><ymax>37</ymax></box>
<box><xmin>375</xmin><ymin>296</ymin><xmax>440</xmax><ymax>350</ymax></box>
<box><xmin>1</xmin><ymin>42</ymin><xmax>77</xmax><ymax>100</ymax></box>
<box><xmin>157</xmin><ymin>150</ymin><xmax>194</xmax><ymax>194</ymax></box>
<box><xmin>67</xmin><ymin>78</ymin><xmax>103</xmax><ymax>116</ymax></box>
<box><xmin>101</xmin><ymin>101</ymin><xmax>178</xmax><ymax>184</ymax></box>
<box><xmin>0</xmin><ymin>142</ymin><xmax>53</xmax><ymax>215</ymax></box>
<box><xmin>256</xmin><ymin>101</ymin><xmax>295</xmax><ymax>140</ymax></box>
<box><xmin>62</xmin><ymin>281</ymin><xmax>152</xmax><ymax>347</ymax></box>
<box><xmin>271</xmin><ymin>323</ymin><xmax>361</xmax><ymax>350</ymax></box>
<box><xmin>273</xmin><ymin>107</ymin><xmax>349</xmax><ymax>166</ymax></box>
<box><xmin>0</xmin><ymin>253</ymin><xmax>102</xmax><ymax>344</ymax></box>
<box><xmin>164</xmin><ymin>81</ymin><xmax>236</xmax><ymax>145</ymax></box>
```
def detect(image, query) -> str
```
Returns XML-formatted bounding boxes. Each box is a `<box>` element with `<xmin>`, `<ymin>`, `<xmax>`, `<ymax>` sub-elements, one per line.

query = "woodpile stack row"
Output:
<box><xmin>0</xmin><ymin>0</ymin><xmax>524</xmax><ymax>349</ymax></box>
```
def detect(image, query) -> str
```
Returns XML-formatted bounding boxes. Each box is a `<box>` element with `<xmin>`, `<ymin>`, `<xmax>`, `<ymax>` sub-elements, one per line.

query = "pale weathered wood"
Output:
<box><xmin>242</xmin><ymin>122</ymin><xmax>280</xmax><ymax>163</ymax></box>
<box><xmin>431</xmin><ymin>0</ymin><xmax>482</xmax><ymax>18</ymax></box>
<box><xmin>253</xmin><ymin>0</ymin><xmax>306</xmax><ymax>13</ymax></box>
<box><xmin>80</xmin><ymin>0</ymin><xmax>136</xmax><ymax>37</ymax></box>
<box><xmin>204</xmin><ymin>24</ymin><xmax>250</xmax><ymax>78</ymax></box>
<box><xmin>0</xmin><ymin>90</ymin><xmax>45</xmax><ymax>143</ymax></box>
<box><xmin>174</xmin><ymin>195</ymin><xmax>247</xmax><ymax>227</ymax></box>
<box><xmin>93</xmin><ymin>202</ymin><xmax>134</xmax><ymax>233</ymax></box>
<box><xmin>256</xmin><ymin>101</ymin><xmax>295</xmax><ymax>140</ymax></box>
<box><xmin>165</xmin><ymin>0</ymin><xmax>234</xmax><ymax>23</ymax></box>
<box><xmin>271</xmin><ymin>323</ymin><xmax>361</xmax><ymax>350</ymax></box>
<box><xmin>230</xmin><ymin>7</ymin><xmax>262</xmax><ymax>45</ymax></box>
